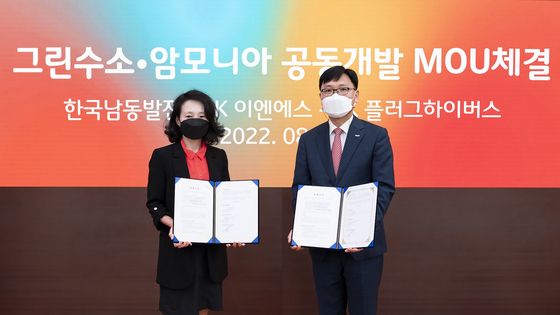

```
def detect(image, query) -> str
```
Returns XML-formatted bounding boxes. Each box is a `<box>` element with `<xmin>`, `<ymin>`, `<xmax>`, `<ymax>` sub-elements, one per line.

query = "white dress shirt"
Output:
<box><xmin>328</xmin><ymin>114</ymin><xmax>354</xmax><ymax>153</ymax></box>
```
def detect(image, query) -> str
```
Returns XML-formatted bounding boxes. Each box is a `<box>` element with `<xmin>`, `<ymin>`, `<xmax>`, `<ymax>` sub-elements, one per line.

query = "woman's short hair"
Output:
<box><xmin>165</xmin><ymin>90</ymin><xmax>225</xmax><ymax>145</ymax></box>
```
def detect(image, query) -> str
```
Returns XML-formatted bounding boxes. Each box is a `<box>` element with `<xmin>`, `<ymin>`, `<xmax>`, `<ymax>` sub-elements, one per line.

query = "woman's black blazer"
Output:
<box><xmin>147</xmin><ymin>142</ymin><xmax>230</xmax><ymax>289</ymax></box>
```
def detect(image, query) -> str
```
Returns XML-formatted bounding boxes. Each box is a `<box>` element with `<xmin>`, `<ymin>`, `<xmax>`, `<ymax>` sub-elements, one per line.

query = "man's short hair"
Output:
<box><xmin>319</xmin><ymin>66</ymin><xmax>358</xmax><ymax>90</ymax></box>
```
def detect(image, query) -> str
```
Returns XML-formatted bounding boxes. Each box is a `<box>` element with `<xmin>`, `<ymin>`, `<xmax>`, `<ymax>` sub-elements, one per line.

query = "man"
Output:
<box><xmin>288</xmin><ymin>66</ymin><xmax>395</xmax><ymax>315</ymax></box>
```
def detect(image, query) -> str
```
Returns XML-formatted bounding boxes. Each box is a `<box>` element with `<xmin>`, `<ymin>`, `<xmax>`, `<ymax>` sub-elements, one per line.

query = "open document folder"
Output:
<box><xmin>291</xmin><ymin>182</ymin><xmax>378</xmax><ymax>249</ymax></box>
<box><xmin>174</xmin><ymin>178</ymin><xmax>259</xmax><ymax>244</ymax></box>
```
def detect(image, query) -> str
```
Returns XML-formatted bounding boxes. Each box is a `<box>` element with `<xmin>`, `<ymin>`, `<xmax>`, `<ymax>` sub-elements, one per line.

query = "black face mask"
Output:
<box><xmin>180</xmin><ymin>118</ymin><xmax>209</xmax><ymax>140</ymax></box>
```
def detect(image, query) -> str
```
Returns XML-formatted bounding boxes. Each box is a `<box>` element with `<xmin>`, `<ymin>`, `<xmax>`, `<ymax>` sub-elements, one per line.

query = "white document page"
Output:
<box><xmin>214</xmin><ymin>180</ymin><xmax>259</xmax><ymax>243</ymax></box>
<box><xmin>174</xmin><ymin>178</ymin><xmax>214</xmax><ymax>243</ymax></box>
<box><xmin>292</xmin><ymin>185</ymin><xmax>341</xmax><ymax>248</ymax></box>
<box><xmin>339</xmin><ymin>182</ymin><xmax>377</xmax><ymax>249</ymax></box>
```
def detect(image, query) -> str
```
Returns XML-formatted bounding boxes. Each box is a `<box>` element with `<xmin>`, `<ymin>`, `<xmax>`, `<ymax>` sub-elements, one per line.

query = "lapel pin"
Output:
<box><xmin>355</xmin><ymin>134</ymin><xmax>360</xmax><ymax>137</ymax></box>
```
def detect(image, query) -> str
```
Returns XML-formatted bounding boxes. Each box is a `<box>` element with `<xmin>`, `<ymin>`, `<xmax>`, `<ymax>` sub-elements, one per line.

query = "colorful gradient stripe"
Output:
<box><xmin>1</xmin><ymin>0</ymin><xmax>559</xmax><ymax>187</ymax></box>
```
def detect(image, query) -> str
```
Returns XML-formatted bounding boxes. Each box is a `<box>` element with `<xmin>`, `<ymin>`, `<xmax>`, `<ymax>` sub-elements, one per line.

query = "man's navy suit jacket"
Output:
<box><xmin>292</xmin><ymin>117</ymin><xmax>396</xmax><ymax>261</ymax></box>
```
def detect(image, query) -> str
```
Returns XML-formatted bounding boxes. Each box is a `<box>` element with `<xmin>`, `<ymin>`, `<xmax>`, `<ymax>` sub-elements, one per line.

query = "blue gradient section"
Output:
<box><xmin>74</xmin><ymin>1</ymin><xmax>285</xmax><ymax>99</ymax></box>
<box><xmin>64</xmin><ymin>1</ymin><xmax>289</xmax><ymax>139</ymax></box>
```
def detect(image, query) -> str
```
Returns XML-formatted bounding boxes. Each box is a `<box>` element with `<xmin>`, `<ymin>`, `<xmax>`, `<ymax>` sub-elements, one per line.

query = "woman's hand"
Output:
<box><xmin>226</xmin><ymin>242</ymin><xmax>246</xmax><ymax>248</ymax></box>
<box><xmin>161</xmin><ymin>215</ymin><xmax>192</xmax><ymax>248</ymax></box>
<box><xmin>169</xmin><ymin>225</ymin><xmax>192</xmax><ymax>248</ymax></box>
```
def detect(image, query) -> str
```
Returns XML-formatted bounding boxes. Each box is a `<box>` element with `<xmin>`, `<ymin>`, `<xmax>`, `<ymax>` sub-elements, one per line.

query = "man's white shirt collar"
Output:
<box><xmin>328</xmin><ymin>114</ymin><xmax>354</xmax><ymax>135</ymax></box>
<box><xmin>327</xmin><ymin>114</ymin><xmax>354</xmax><ymax>151</ymax></box>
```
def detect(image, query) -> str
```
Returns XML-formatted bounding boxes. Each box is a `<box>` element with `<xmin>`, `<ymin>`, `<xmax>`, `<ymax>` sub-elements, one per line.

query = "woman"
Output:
<box><xmin>147</xmin><ymin>90</ymin><xmax>242</xmax><ymax>315</ymax></box>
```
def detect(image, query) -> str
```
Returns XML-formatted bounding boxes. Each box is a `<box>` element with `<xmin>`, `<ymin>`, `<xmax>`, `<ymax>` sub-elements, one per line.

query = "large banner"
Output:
<box><xmin>1</xmin><ymin>0</ymin><xmax>558</xmax><ymax>187</ymax></box>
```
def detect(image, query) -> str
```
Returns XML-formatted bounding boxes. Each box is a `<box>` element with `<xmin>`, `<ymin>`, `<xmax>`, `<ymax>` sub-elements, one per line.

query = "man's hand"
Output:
<box><xmin>287</xmin><ymin>230</ymin><xmax>304</xmax><ymax>251</ymax></box>
<box><xmin>344</xmin><ymin>247</ymin><xmax>363</xmax><ymax>253</ymax></box>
